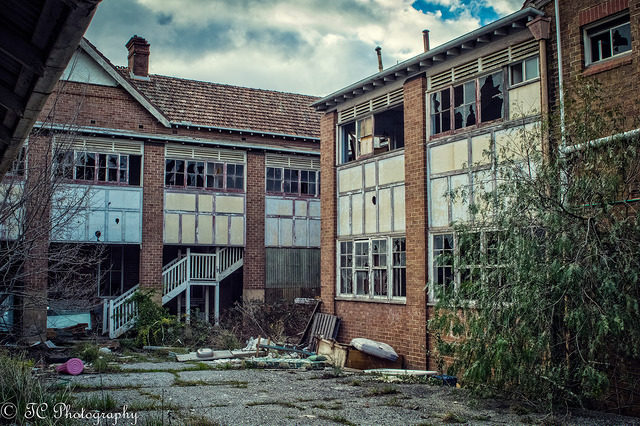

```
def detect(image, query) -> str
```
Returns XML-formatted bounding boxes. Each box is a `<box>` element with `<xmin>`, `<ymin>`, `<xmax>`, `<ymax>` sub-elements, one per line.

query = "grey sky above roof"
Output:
<box><xmin>84</xmin><ymin>0</ymin><xmax>523</xmax><ymax>97</ymax></box>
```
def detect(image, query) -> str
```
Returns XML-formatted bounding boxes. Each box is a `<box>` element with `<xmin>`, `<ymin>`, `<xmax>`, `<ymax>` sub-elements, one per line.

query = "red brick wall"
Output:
<box><xmin>243</xmin><ymin>151</ymin><xmax>265</xmax><ymax>299</ymax></box>
<box><xmin>140</xmin><ymin>141</ymin><xmax>164</xmax><ymax>298</ymax></box>
<box><xmin>319</xmin><ymin>77</ymin><xmax>429</xmax><ymax>369</ymax></box>
<box><xmin>544</xmin><ymin>0</ymin><xmax>640</xmax><ymax>133</ymax></box>
<box><xmin>319</xmin><ymin>112</ymin><xmax>337</xmax><ymax>313</ymax></box>
<box><xmin>21</xmin><ymin>135</ymin><xmax>51</xmax><ymax>341</ymax></box>
<box><xmin>401</xmin><ymin>75</ymin><xmax>429</xmax><ymax>369</ymax></box>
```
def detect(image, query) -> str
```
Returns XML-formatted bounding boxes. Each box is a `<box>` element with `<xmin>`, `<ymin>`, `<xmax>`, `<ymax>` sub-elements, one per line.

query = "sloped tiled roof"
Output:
<box><xmin>118</xmin><ymin>69</ymin><xmax>321</xmax><ymax>138</ymax></box>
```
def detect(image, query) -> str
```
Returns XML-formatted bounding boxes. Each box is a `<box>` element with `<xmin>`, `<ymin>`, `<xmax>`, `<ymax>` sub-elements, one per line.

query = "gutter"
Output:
<box><xmin>554</xmin><ymin>0</ymin><xmax>566</xmax><ymax>147</ymax></box>
<box><xmin>33</xmin><ymin>123</ymin><xmax>320</xmax><ymax>156</ymax></box>
<box><xmin>169</xmin><ymin>122</ymin><xmax>320</xmax><ymax>143</ymax></box>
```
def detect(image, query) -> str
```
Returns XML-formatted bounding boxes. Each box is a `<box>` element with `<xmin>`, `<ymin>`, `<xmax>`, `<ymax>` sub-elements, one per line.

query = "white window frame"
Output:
<box><xmin>336</xmin><ymin>235</ymin><xmax>406</xmax><ymax>301</ymax></box>
<box><xmin>583</xmin><ymin>12</ymin><xmax>632</xmax><ymax>66</ymax></box>
<box><xmin>509</xmin><ymin>56</ymin><xmax>540</xmax><ymax>87</ymax></box>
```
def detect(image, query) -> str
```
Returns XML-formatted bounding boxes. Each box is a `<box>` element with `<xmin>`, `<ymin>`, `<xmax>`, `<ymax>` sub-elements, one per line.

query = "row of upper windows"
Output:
<box><xmin>9</xmin><ymin>149</ymin><xmax>318</xmax><ymax>197</ymax></box>
<box><xmin>338</xmin><ymin>56</ymin><xmax>540</xmax><ymax>165</ymax></box>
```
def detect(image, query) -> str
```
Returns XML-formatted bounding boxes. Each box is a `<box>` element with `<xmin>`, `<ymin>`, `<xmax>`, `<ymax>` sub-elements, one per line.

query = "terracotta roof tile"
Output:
<box><xmin>117</xmin><ymin>67</ymin><xmax>321</xmax><ymax>138</ymax></box>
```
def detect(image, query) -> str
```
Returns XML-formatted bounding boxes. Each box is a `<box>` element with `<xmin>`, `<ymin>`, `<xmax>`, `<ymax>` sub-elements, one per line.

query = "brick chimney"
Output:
<box><xmin>126</xmin><ymin>35</ymin><xmax>150</xmax><ymax>78</ymax></box>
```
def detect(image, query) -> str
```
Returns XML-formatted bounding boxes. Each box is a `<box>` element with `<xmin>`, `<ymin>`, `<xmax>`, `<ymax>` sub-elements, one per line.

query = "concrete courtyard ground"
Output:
<box><xmin>61</xmin><ymin>360</ymin><xmax>640</xmax><ymax>425</ymax></box>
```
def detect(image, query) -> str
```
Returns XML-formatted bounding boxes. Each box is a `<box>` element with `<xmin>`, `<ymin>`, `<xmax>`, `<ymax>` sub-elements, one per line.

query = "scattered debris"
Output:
<box><xmin>364</xmin><ymin>369</ymin><xmax>438</xmax><ymax>377</ymax></box>
<box><xmin>301</xmin><ymin>313</ymin><xmax>340</xmax><ymax>352</ymax></box>
<box><xmin>98</xmin><ymin>347</ymin><xmax>112</xmax><ymax>355</ymax></box>
<box><xmin>176</xmin><ymin>349</ymin><xmax>259</xmax><ymax>362</ymax></box>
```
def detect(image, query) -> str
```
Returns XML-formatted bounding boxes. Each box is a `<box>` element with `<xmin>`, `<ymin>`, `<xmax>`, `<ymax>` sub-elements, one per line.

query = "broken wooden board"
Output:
<box><xmin>316</xmin><ymin>338</ymin><xmax>349</xmax><ymax>368</ymax></box>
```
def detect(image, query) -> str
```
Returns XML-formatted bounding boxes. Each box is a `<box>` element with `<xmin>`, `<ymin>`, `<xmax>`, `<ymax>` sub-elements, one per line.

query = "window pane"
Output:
<box><xmin>591</xmin><ymin>31</ymin><xmax>612</xmax><ymax>61</ymax></box>
<box><xmin>612</xmin><ymin>23</ymin><xmax>631</xmax><ymax>55</ymax></box>
<box><xmin>524</xmin><ymin>57</ymin><xmax>539</xmax><ymax>80</ymax></box>
<box><xmin>480</xmin><ymin>72</ymin><xmax>503</xmax><ymax>122</ymax></box>
<box><xmin>511</xmin><ymin>63</ymin><xmax>523</xmax><ymax>85</ymax></box>
<box><xmin>373</xmin><ymin>269</ymin><xmax>388</xmax><ymax>296</ymax></box>
<box><xmin>356</xmin><ymin>271</ymin><xmax>369</xmax><ymax>295</ymax></box>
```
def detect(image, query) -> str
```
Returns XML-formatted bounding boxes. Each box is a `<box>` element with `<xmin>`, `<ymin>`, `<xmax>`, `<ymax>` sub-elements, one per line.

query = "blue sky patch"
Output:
<box><xmin>411</xmin><ymin>0</ymin><xmax>501</xmax><ymax>25</ymax></box>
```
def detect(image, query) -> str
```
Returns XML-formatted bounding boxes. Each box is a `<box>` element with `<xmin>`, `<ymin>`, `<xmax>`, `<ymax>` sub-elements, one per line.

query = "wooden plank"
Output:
<box><xmin>345</xmin><ymin>348</ymin><xmax>405</xmax><ymax>370</ymax></box>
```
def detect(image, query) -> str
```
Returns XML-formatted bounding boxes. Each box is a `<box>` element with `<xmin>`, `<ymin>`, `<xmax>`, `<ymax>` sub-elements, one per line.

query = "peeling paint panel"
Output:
<box><xmin>308</xmin><ymin>200</ymin><xmax>321</xmax><ymax>218</ymax></box>
<box><xmin>198</xmin><ymin>215</ymin><xmax>213</xmax><ymax>244</ymax></box>
<box><xmin>166</xmin><ymin>192</ymin><xmax>196</xmax><ymax>211</ymax></box>
<box><xmin>215</xmin><ymin>216</ymin><xmax>229</xmax><ymax>245</ymax></box>
<box><xmin>107</xmin><ymin>211</ymin><xmax>122</xmax><ymax>242</ymax></box>
<box><xmin>509</xmin><ymin>80</ymin><xmax>541</xmax><ymax>120</ymax></box>
<box><xmin>230</xmin><ymin>216</ymin><xmax>244</xmax><ymax>245</ymax></box>
<box><xmin>378</xmin><ymin>187</ymin><xmax>392</xmax><ymax>232</ymax></box>
<box><xmin>430</xmin><ymin>140</ymin><xmax>468</xmax><ymax>174</ymax></box>
<box><xmin>294</xmin><ymin>219</ymin><xmax>308</xmax><ymax>247</ymax></box>
<box><xmin>294</xmin><ymin>200</ymin><xmax>307</xmax><ymax>217</ymax></box>
<box><xmin>351</xmin><ymin>193</ymin><xmax>363</xmax><ymax>235</ymax></box>
<box><xmin>216</xmin><ymin>195</ymin><xmax>244</xmax><ymax>214</ymax></box>
<box><xmin>338</xmin><ymin>195</ymin><xmax>350</xmax><ymax>236</ymax></box>
<box><xmin>393</xmin><ymin>185</ymin><xmax>405</xmax><ymax>231</ymax></box>
<box><xmin>181</xmin><ymin>214</ymin><xmax>196</xmax><ymax>244</ymax></box>
<box><xmin>378</xmin><ymin>154</ymin><xmax>404</xmax><ymax>185</ymax></box>
<box><xmin>364</xmin><ymin>162</ymin><xmax>376</xmax><ymax>187</ymax></box>
<box><xmin>198</xmin><ymin>194</ymin><xmax>213</xmax><ymax>212</ymax></box>
<box><xmin>451</xmin><ymin>174</ymin><xmax>470</xmax><ymax>223</ymax></box>
<box><xmin>265</xmin><ymin>217</ymin><xmax>279</xmax><ymax>246</ymax></box>
<box><xmin>266</xmin><ymin>198</ymin><xmax>293</xmax><ymax>216</ymax></box>
<box><xmin>279</xmin><ymin>218</ymin><xmax>293</xmax><ymax>246</ymax></box>
<box><xmin>364</xmin><ymin>190</ymin><xmax>377</xmax><ymax>234</ymax></box>
<box><xmin>88</xmin><ymin>211</ymin><xmax>105</xmax><ymax>242</ymax></box>
<box><xmin>124</xmin><ymin>211</ymin><xmax>140</xmax><ymax>242</ymax></box>
<box><xmin>431</xmin><ymin>177</ymin><xmax>449</xmax><ymax>227</ymax></box>
<box><xmin>471</xmin><ymin>134</ymin><xmax>492</xmax><ymax>165</ymax></box>
<box><xmin>338</xmin><ymin>165</ymin><xmax>362</xmax><ymax>193</ymax></box>
<box><xmin>309</xmin><ymin>219</ymin><xmax>321</xmax><ymax>247</ymax></box>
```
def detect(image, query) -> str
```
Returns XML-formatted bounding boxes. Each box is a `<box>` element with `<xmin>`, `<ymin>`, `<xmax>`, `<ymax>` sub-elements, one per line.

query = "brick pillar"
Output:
<box><xmin>140</xmin><ymin>141</ymin><xmax>164</xmax><ymax>302</ymax></box>
<box><xmin>403</xmin><ymin>75</ymin><xmax>429</xmax><ymax>368</ymax></box>
<box><xmin>243</xmin><ymin>151</ymin><xmax>265</xmax><ymax>301</ymax></box>
<box><xmin>320</xmin><ymin>112</ymin><xmax>338</xmax><ymax>314</ymax></box>
<box><xmin>21</xmin><ymin>135</ymin><xmax>50</xmax><ymax>342</ymax></box>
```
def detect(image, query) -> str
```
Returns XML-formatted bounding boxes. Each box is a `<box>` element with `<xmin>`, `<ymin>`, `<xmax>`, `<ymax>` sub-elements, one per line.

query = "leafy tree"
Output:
<box><xmin>429</xmin><ymin>79</ymin><xmax>640</xmax><ymax>412</ymax></box>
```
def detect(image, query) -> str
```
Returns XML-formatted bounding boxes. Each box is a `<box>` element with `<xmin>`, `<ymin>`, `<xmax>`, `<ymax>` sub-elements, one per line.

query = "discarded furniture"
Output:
<box><xmin>316</xmin><ymin>338</ymin><xmax>405</xmax><ymax>370</ymax></box>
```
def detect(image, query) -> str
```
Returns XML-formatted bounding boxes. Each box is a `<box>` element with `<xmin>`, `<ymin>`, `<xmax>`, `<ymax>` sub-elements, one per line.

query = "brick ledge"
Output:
<box><xmin>335</xmin><ymin>297</ymin><xmax>406</xmax><ymax>305</ymax></box>
<box><xmin>582</xmin><ymin>55</ymin><xmax>633</xmax><ymax>77</ymax></box>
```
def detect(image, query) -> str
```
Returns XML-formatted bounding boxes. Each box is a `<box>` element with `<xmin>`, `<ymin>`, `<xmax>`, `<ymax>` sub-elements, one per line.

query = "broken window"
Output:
<box><xmin>510</xmin><ymin>56</ymin><xmax>539</xmax><ymax>86</ymax></box>
<box><xmin>266</xmin><ymin>167</ymin><xmax>319</xmax><ymax>197</ymax></box>
<box><xmin>392</xmin><ymin>237</ymin><xmax>406</xmax><ymax>297</ymax></box>
<box><xmin>165</xmin><ymin>159</ymin><xmax>244</xmax><ymax>191</ymax></box>
<box><xmin>430</xmin><ymin>71</ymin><xmax>504</xmax><ymax>137</ymax></box>
<box><xmin>339</xmin><ymin>105</ymin><xmax>404</xmax><ymax>164</ymax></box>
<box><xmin>340</xmin><ymin>241</ymin><xmax>353</xmax><ymax>294</ymax></box>
<box><xmin>585</xmin><ymin>13</ymin><xmax>631</xmax><ymax>65</ymax></box>
<box><xmin>432</xmin><ymin>233</ymin><xmax>454</xmax><ymax>297</ymax></box>
<box><xmin>337</xmin><ymin>236</ymin><xmax>406</xmax><ymax>300</ymax></box>
<box><xmin>62</xmin><ymin>151</ymin><xmax>137</xmax><ymax>184</ymax></box>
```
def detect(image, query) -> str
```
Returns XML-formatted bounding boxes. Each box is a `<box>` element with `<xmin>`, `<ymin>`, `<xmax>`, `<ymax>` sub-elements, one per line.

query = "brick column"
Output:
<box><xmin>403</xmin><ymin>75</ymin><xmax>429</xmax><ymax>368</ymax></box>
<box><xmin>243</xmin><ymin>151</ymin><xmax>265</xmax><ymax>301</ymax></box>
<box><xmin>140</xmin><ymin>141</ymin><xmax>164</xmax><ymax>302</ymax></box>
<box><xmin>320</xmin><ymin>112</ymin><xmax>338</xmax><ymax>314</ymax></box>
<box><xmin>21</xmin><ymin>135</ymin><xmax>50</xmax><ymax>342</ymax></box>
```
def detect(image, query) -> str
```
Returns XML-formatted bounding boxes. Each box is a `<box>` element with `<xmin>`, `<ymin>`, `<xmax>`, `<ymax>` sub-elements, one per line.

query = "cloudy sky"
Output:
<box><xmin>85</xmin><ymin>0</ymin><xmax>523</xmax><ymax>97</ymax></box>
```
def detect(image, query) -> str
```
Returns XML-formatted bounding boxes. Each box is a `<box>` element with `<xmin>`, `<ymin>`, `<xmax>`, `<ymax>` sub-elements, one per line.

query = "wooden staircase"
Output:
<box><xmin>104</xmin><ymin>246</ymin><xmax>243</xmax><ymax>339</ymax></box>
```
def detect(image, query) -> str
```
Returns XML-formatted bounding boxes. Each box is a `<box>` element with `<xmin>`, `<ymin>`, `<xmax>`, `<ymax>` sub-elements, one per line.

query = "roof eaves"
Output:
<box><xmin>170</xmin><ymin>121</ymin><xmax>320</xmax><ymax>142</ymax></box>
<box><xmin>78</xmin><ymin>38</ymin><xmax>172</xmax><ymax>128</ymax></box>
<box><xmin>312</xmin><ymin>7</ymin><xmax>544</xmax><ymax>111</ymax></box>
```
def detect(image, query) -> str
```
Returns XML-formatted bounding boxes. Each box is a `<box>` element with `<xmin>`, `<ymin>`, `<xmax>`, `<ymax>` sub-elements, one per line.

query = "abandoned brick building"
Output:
<box><xmin>1</xmin><ymin>36</ymin><xmax>322</xmax><ymax>339</ymax></box>
<box><xmin>313</xmin><ymin>0</ymin><xmax>639</xmax><ymax>369</ymax></box>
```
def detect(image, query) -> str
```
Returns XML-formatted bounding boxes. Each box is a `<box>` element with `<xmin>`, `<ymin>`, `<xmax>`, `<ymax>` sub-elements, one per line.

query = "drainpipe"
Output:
<box><xmin>555</xmin><ymin>0</ymin><xmax>566</xmax><ymax>147</ymax></box>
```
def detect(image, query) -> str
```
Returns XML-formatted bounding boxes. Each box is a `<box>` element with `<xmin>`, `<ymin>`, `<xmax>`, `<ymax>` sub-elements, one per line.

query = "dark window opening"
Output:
<box><xmin>165</xmin><ymin>159</ymin><xmax>244</xmax><ymax>191</ymax></box>
<box><xmin>585</xmin><ymin>14</ymin><xmax>631</xmax><ymax>64</ymax></box>
<box><xmin>339</xmin><ymin>104</ymin><xmax>404</xmax><ymax>164</ymax></box>
<box><xmin>266</xmin><ymin>167</ymin><xmax>319</xmax><ymax>197</ymax></box>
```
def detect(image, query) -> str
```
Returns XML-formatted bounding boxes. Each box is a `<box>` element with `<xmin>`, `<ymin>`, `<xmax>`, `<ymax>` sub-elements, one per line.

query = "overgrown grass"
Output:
<box><xmin>74</xmin><ymin>393</ymin><xmax>117</xmax><ymax>411</ymax></box>
<box><xmin>0</xmin><ymin>351</ymin><xmax>72</xmax><ymax>425</ymax></box>
<box><xmin>364</xmin><ymin>385</ymin><xmax>399</xmax><ymax>396</ymax></box>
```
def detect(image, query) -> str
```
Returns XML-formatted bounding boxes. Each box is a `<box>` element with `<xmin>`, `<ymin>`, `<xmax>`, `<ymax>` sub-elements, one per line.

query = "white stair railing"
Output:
<box><xmin>108</xmin><ymin>284</ymin><xmax>139</xmax><ymax>339</ymax></box>
<box><xmin>162</xmin><ymin>255</ymin><xmax>188</xmax><ymax>296</ymax></box>
<box><xmin>190</xmin><ymin>253</ymin><xmax>217</xmax><ymax>281</ymax></box>
<box><xmin>106</xmin><ymin>247</ymin><xmax>244</xmax><ymax>338</ymax></box>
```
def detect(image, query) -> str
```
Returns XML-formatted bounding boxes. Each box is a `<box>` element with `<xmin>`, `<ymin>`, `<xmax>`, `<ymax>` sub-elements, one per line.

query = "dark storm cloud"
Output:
<box><xmin>157</xmin><ymin>13</ymin><xmax>173</xmax><ymax>25</ymax></box>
